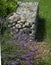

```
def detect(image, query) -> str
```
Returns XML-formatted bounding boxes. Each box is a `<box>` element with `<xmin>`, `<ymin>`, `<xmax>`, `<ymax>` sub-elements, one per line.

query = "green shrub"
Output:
<box><xmin>0</xmin><ymin>0</ymin><xmax>18</xmax><ymax>17</ymax></box>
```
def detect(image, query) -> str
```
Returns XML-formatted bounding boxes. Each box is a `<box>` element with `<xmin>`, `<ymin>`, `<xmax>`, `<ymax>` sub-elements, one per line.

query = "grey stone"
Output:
<box><xmin>8</xmin><ymin>24</ymin><xmax>11</xmax><ymax>27</ymax></box>
<box><xmin>22</xmin><ymin>24</ymin><xmax>25</xmax><ymax>28</ymax></box>
<box><xmin>12</xmin><ymin>26</ymin><xmax>15</xmax><ymax>29</ymax></box>
<box><xmin>16</xmin><ymin>24</ymin><xmax>21</xmax><ymax>28</ymax></box>
<box><xmin>12</xmin><ymin>23</ymin><xmax>15</xmax><ymax>26</ymax></box>
<box><xmin>30</xmin><ymin>24</ymin><xmax>35</xmax><ymax>30</ymax></box>
<box><xmin>8</xmin><ymin>13</ymin><xmax>20</xmax><ymax>23</ymax></box>
<box><xmin>25</xmin><ymin>22</ymin><xmax>29</xmax><ymax>26</ymax></box>
<box><xmin>17</xmin><ymin>21</ymin><xmax>21</xmax><ymax>23</ymax></box>
<box><xmin>19</xmin><ymin>22</ymin><xmax>23</xmax><ymax>26</ymax></box>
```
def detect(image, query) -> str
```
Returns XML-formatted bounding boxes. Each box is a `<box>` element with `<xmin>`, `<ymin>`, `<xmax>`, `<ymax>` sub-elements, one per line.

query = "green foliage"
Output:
<box><xmin>0</xmin><ymin>0</ymin><xmax>18</xmax><ymax>17</ymax></box>
<box><xmin>2</xmin><ymin>42</ymin><xmax>21</xmax><ymax>54</ymax></box>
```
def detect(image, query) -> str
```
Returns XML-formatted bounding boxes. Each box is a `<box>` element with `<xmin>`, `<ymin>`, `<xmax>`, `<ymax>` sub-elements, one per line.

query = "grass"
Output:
<box><xmin>39</xmin><ymin>0</ymin><xmax>51</xmax><ymax>43</ymax></box>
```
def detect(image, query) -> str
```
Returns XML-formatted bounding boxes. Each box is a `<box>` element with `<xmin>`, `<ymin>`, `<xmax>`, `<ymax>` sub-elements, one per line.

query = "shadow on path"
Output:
<box><xmin>35</xmin><ymin>16</ymin><xmax>46</xmax><ymax>42</ymax></box>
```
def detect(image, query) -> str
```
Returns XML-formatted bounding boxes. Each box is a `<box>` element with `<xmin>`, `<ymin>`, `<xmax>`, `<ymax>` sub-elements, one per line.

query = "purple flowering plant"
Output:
<box><xmin>1</xmin><ymin>28</ymin><xmax>38</xmax><ymax>65</ymax></box>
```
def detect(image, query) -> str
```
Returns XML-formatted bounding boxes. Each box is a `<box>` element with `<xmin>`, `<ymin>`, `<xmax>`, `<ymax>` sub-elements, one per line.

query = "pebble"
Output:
<box><xmin>22</xmin><ymin>24</ymin><xmax>25</xmax><ymax>28</ymax></box>
<box><xmin>17</xmin><ymin>21</ymin><xmax>21</xmax><ymax>23</ymax></box>
<box><xmin>8</xmin><ymin>24</ymin><xmax>11</xmax><ymax>27</ymax></box>
<box><xmin>12</xmin><ymin>26</ymin><xmax>15</xmax><ymax>29</ymax></box>
<box><xmin>12</xmin><ymin>23</ymin><xmax>15</xmax><ymax>26</ymax></box>
<box><xmin>25</xmin><ymin>22</ymin><xmax>29</xmax><ymax>26</ymax></box>
<box><xmin>31</xmin><ymin>24</ymin><xmax>35</xmax><ymax>30</ymax></box>
<box><xmin>16</xmin><ymin>24</ymin><xmax>21</xmax><ymax>28</ymax></box>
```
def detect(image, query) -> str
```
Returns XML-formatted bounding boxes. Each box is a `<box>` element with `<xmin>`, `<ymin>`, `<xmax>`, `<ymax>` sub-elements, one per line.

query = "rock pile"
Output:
<box><xmin>7</xmin><ymin>2</ymin><xmax>39</xmax><ymax>39</ymax></box>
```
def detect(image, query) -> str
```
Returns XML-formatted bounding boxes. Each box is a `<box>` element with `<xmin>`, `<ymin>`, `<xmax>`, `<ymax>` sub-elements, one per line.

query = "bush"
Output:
<box><xmin>0</xmin><ymin>0</ymin><xmax>18</xmax><ymax>17</ymax></box>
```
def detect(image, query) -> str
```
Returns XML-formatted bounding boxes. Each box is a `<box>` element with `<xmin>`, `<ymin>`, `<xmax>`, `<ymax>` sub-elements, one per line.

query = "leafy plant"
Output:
<box><xmin>0</xmin><ymin>0</ymin><xmax>18</xmax><ymax>17</ymax></box>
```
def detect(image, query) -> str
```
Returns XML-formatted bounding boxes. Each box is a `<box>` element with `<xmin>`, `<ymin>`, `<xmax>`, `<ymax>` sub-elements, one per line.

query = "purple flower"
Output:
<box><xmin>10</xmin><ymin>61</ymin><xmax>19</xmax><ymax>65</ymax></box>
<box><xmin>13</xmin><ymin>40</ymin><xmax>18</xmax><ymax>45</ymax></box>
<box><xmin>18</xmin><ymin>40</ymin><xmax>26</xmax><ymax>47</ymax></box>
<box><xmin>1</xmin><ymin>54</ymin><xmax>7</xmax><ymax>59</ymax></box>
<box><xmin>27</xmin><ymin>35</ymin><xmax>33</xmax><ymax>41</ymax></box>
<box><xmin>12</xmin><ymin>29</ymin><xmax>18</xmax><ymax>33</ymax></box>
<box><xmin>25</xmin><ymin>49</ymin><xmax>37</xmax><ymax>58</ymax></box>
<box><xmin>12</xmin><ymin>34</ymin><xmax>19</xmax><ymax>39</ymax></box>
<box><xmin>4</xmin><ymin>62</ymin><xmax>7</xmax><ymax>65</ymax></box>
<box><xmin>25</xmin><ymin>51</ymin><xmax>35</xmax><ymax>57</ymax></box>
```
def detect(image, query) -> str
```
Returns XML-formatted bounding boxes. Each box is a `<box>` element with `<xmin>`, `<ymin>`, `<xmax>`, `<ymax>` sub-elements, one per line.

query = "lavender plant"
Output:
<box><xmin>1</xmin><ymin>28</ymin><xmax>38</xmax><ymax>65</ymax></box>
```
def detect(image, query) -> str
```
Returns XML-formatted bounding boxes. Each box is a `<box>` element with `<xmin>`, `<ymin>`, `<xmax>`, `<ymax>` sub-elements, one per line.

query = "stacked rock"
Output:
<box><xmin>7</xmin><ymin>2</ymin><xmax>39</xmax><ymax>39</ymax></box>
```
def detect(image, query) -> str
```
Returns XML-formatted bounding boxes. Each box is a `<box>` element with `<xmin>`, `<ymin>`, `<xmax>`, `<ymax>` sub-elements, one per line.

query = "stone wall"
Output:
<box><xmin>7</xmin><ymin>2</ymin><xmax>39</xmax><ymax>39</ymax></box>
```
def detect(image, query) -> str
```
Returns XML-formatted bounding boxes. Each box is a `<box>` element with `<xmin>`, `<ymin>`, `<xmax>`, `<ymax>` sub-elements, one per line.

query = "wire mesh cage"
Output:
<box><xmin>18</xmin><ymin>0</ymin><xmax>39</xmax><ymax>2</ymax></box>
